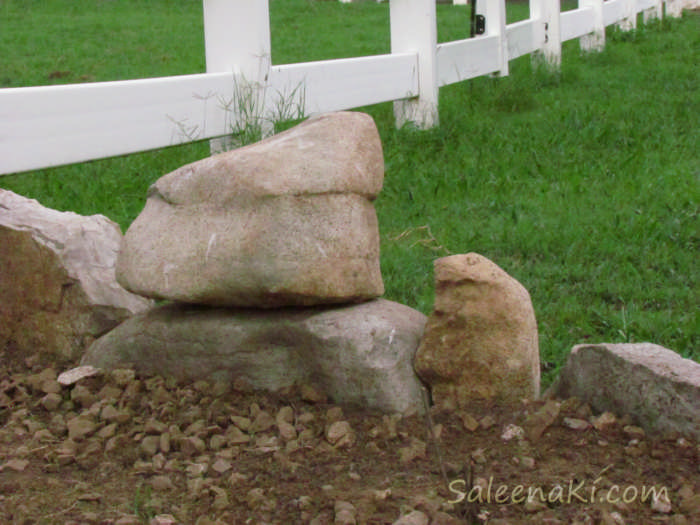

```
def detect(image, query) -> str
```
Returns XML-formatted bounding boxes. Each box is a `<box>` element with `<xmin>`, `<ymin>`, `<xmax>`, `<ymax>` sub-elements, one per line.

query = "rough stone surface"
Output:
<box><xmin>81</xmin><ymin>299</ymin><xmax>427</xmax><ymax>414</ymax></box>
<box><xmin>550</xmin><ymin>342</ymin><xmax>700</xmax><ymax>440</ymax></box>
<box><xmin>414</xmin><ymin>253</ymin><xmax>540</xmax><ymax>409</ymax></box>
<box><xmin>117</xmin><ymin>112</ymin><xmax>385</xmax><ymax>307</ymax></box>
<box><xmin>0</xmin><ymin>190</ymin><xmax>153</xmax><ymax>360</ymax></box>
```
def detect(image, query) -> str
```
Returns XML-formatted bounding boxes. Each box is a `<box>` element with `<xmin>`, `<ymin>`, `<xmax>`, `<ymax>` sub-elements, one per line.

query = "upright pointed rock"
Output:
<box><xmin>414</xmin><ymin>253</ymin><xmax>540</xmax><ymax>409</ymax></box>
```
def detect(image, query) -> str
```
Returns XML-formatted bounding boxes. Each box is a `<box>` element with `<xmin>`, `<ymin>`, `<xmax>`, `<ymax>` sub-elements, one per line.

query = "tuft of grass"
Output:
<box><xmin>1</xmin><ymin>2</ymin><xmax>698</xmax><ymax>385</ymax></box>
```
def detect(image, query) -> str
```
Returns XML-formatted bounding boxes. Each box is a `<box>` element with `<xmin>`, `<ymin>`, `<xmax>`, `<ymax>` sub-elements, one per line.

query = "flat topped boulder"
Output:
<box><xmin>81</xmin><ymin>299</ymin><xmax>428</xmax><ymax>415</ymax></box>
<box><xmin>117</xmin><ymin>111</ymin><xmax>385</xmax><ymax>307</ymax></box>
<box><xmin>550</xmin><ymin>343</ymin><xmax>700</xmax><ymax>440</ymax></box>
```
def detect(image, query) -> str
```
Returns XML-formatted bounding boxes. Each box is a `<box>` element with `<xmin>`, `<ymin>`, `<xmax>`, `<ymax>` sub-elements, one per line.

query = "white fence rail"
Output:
<box><xmin>0</xmin><ymin>0</ymin><xmax>695</xmax><ymax>175</ymax></box>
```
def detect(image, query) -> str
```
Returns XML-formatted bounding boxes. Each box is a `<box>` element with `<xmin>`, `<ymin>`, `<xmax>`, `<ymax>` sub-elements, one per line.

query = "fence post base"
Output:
<box><xmin>531</xmin><ymin>0</ymin><xmax>563</xmax><ymax>69</ymax></box>
<box><xmin>203</xmin><ymin>0</ymin><xmax>272</xmax><ymax>153</ymax></box>
<box><xmin>390</xmin><ymin>0</ymin><xmax>439</xmax><ymax>129</ymax></box>
<box><xmin>580</xmin><ymin>0</ymin><xmax>605</xmax><ymax>52</ymax></box>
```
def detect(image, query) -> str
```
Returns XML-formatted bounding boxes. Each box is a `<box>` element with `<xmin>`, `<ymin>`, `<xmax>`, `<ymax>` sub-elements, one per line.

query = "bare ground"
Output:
<box><xmin>0</xmin><ymin>346</ymin><xmax>698</xmax><ymax>525</ymax></box>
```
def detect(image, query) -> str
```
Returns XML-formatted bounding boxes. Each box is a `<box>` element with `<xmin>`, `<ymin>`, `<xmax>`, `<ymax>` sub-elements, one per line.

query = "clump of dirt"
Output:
<box><xmin>0</xmin><ymin>346</ymin><xmax>698</xmax><ymax>524</ymax></box>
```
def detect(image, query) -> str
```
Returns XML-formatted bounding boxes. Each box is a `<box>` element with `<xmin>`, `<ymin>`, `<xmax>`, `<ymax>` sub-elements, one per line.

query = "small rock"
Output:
<box><xmin>57</xmin><ymin>366</ymin><xmax>102</xmax><ymax>386</ymax></box>
<box><xmin>67</xmin><ymin>416</ymin><xmax>97</xmax><ymax>441</ymax></box>
<box><xmin>470</xmin><ymin>448</ymin><xmax>487</xmax><ymax>464</ymax></box>
<box><xmin>277</xmin><ymin>421</ymin><xmax>297</xmax><ymax>441</ymax></box>
<box><xmin>301</xmin><ymin>384</ymin><xmax>328</xmax><ymax>404</ymax></box>
<box><xmin>115</xmin><ymin>516</ymin><xmax>141</xmax><ymax>525</ymax></box>
<box><xmin>519</xmin><ymin>456</ymin><xmax>536</xmax><ymax>470</ymax></box>
<box><xmin>71</xmin><ymin>385</ymin><xmax>96</xmax><ymax>407</ymax></box>
<box><xmin>186</xmin><ymin>462</ymin><xmax>208</xmax><ymax>477</ymax></box>
<box><xmin>159</xmin><ymin>433</ymin><xmax>171</xmax><ymax>454</ymax></box>
<box><xmin>501</xmin><ymin>424</ymin><xmax>524</xmax><ymax>441</ymax></box>
<box><xmin>209</xmin><ymin>434</ymin><xmax>227</xmax><ymax>451</ymax></box>
<box><xmin>100</xmin><ymin>404</ymin><xmax>130</xmax><ymax>425</ymax></box>
<box><xmin>592</xmin><ymin>411</ymin><xmax>618</xmax><ymax>431</ymax></box>
<box><xmin>228</xmin><ymin>472</ymin><xmax>248</xmax><ymax>485</ymax></box>
<box><xmin>111</xmin><ymin>368</ymin><xmax>136</xmax><ymax>386</ymax></box>
<box><xmin>524</xmin><ymin>495</ymin><xmax>548</xmax><ymax>512</ymax></box>
<box><xmin>277</xmin><ymin>406</ymin><xmax>294</xmax><ymax>425</ymax></box>
<box><xmin>392</xmin><ymin>510</ymin><xmax>429</xmax><ymax>525</ymax></box>
<box><xmin>210</xmin><ymin>485</ymin><xmax>229</xmax><ymax>510</ymax></box>
<box><xmin>524</xmin><ymin>400</ymin><xmax>561</xmax><ymax>441</ymax></box>
<box><xmin>141</xmin><ymin>435</ymin><xmax>160</xmax><ymax>456</ymax></box>
<box><xmin>479</xmin><ymin>415</ymin><xmax>496</xmax><ymax>429</ymax></box>
<box><xmin>651</xmin><ymin>490</ymin><xmax>672</xmax><ymax>514</ymax></box>
<box><xmin>211</xmin><ymin>457</ymin><xmax>232</xmax><ymax>475</ymax></box>
<box><xmin>250</xmin><ymin>411</ymin><xmax>275</xmax><ymax>433</ymax></box>
<box><xmin>230</xmin><ymin>415</ymin><xmax>251</xmax><ymax>431</ymax></box>
<box><xmin>150</xmin><ymin>515</ymin><xmax>177</xmax><ymax>525</ymax></box>
<box><xmin>398</xmin><ymin>438</ymin><xmax>426</xmax><ymax>463</ymax></box>
<box><xmin>563</xmin><ymin>417</ymin><xmax>591</xmax><ymax>431</ymax></box>
<box><xmin>225</xmin><ymin>426</ymin><xmax>250</xmax><ymax>445</ymax></box>
<box><xmin>180</xmin><ymin>436</ymin><xmax>207</xmax><ymax>457</ymax></box>
<box><xmin>144</xmin><ymin>419</ymin><xmax>168</xmax><ymax>434</ymax></box>
<box><xmin>40</xmin><ymin>393</ymin><xmax>63</xmax><ymax>411</ymax></box>
<box><xmin>334</xmin><ymin>500</ymin><xmax>357</xmax><ymax>525</ymax></box>
<box><xmin>326</xmin><ymin>421</ymin><xmax>355</xmax><ymax>448</ymax></box>
<box><xmin>623</xmin><ymin>425</ymin><xmax>646</xmax><ymax>439</ymax></box>
<box><xmin>97</xmin><ymin>384</ymin><xmax>122</xmax><ymax>401</ymax></box>
<box><xmin>2</xmin><ymin>458</ymin><xmax>29</xmax><ymax>472</ymax></box>
<box><xmin>150</xmin><ymin>475</ymin><xmax>175</xmax><ymax>491</ymax></box>
<box><xmin>458</xmin><ymin>411</ymin><xmax>480</xmax><ymax>432</ymax></box>
<box><xmin>326</xmin><ymin>406</ymin><xmax>344</xmax><ymax>423</ymax></box>
<box><xmin>247</xmin><ymin>487</ymin><xmax>266</xmax><ymax>510</ymax></box>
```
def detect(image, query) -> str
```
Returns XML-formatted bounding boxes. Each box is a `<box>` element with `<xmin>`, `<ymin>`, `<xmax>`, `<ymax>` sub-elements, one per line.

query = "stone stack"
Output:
<box><xmin>82</xmin><ymin>112</ymin><xmax>427</xmax><ymax>414</ymax></box>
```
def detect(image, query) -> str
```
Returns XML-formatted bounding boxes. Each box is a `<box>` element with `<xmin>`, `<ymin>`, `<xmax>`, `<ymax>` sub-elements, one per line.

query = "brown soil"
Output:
<box><xmin>0</xmin><ymin>348</ymin><xmax>697</xmax><ymax>525</ymax></box>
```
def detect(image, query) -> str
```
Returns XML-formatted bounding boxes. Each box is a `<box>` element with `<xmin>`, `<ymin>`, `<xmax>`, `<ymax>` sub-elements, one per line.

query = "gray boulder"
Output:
<box><xmin>117</xmin><ymin>111</ymin><xmax>385</xmax><ymax>307</ymax></box>
<box><xmin>0</xmin><ymin>190</ymin><xmax>152</xmax><ymax>361</ymax></box>
<box><xmin>550</xmin><ymin>343</ymin><xmax>700</xmax><ymax>440</ymax></box>
<box><xmin>81</xmin><ymin>299</ymin><xmax>428</xmax><ymax>414</ymax></box>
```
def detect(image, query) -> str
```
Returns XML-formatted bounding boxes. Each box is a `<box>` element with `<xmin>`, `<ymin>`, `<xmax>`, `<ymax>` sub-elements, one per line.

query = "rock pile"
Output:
<box><xmin>83</xmin><ymin>112</ymin><xmax>427</xmax><ymax>414</ymax></box>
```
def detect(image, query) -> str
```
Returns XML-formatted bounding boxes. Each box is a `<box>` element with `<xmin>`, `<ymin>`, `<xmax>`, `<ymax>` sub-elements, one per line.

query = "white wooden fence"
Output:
<box><xmin>0</xmin><ymin>0</ymin><xmax>695</xmax><ymax>175</ymax></box>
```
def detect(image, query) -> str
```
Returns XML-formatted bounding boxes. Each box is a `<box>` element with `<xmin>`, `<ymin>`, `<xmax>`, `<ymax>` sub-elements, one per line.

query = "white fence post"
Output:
<box><xmin>479</xmin><ymin>0</ymin><xmax>510</xmax><ymax>76</ymax></box>
<box><xmin>580</xmin><ymin>0</ymin><xmax>605</xmax><ymax>51</ymax></box>
<box><xmin>202</xmin><ymin>0</ymin><xmax>272</xmax><ymax>151</ymax></box>
<box><xmin>530</xmin><ymin>0</ymin><xmax>563</xmax><ymax>68</ymax></box>
<box><xmin>642</xmin><ymin>0</ymin><xmax>663</xmax><ymax>23</ymax></box>
<box><xmin>666</xmin><ymin>0</ymin><xmax>684</xmax><ymax>16</ymax></box>
<box><xmin>618</xmin><ymin>0</ymin><xmax>638</xmax><ymax>31</ymax></box>
<box><xmin>390</xmin><ymin>0</ymin><xmax>439</xmax><ymax>128</ymax></box>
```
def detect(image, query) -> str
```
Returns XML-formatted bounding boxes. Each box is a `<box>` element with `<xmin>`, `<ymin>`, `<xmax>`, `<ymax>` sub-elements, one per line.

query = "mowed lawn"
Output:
<box><xmin>1</xmin><ymin>1</ymin><xmax>698</xmax><ymax>384</ymax></box>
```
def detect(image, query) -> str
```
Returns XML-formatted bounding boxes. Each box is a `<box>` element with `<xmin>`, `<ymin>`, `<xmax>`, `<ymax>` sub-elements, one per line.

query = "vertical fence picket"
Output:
<box><xmin>202</xmin><ymin>0</ymin><xmax>272</xmax><ymax>151</ymax></box>
<box><xmin>619</xmin><ymin>0</ymin><xmax>639</xmax><ymax>30</ymax></box>
<box><xmin>390</xmin><ymin>0</ymin><xmax>439</xmax><ymax>128</ymax></box>
<box><xmin>531</xmin><ymin>0</ymin><xmax>563</xmax><ymax>68</ymax></box>
<box><xmin>642</xmin><ymin>0</ymin><xmax>663</xmax><ymax>23</ymax></box>
<box><xmin>580</xmin><ymin>0</ymin><xmax>606</xmax><ymax>51</ymax></box>
<box><xmin>479</xmin><ymin>0</ymin><xmax>510</xmax><ymax>76</ymax></box>
<box><xmin>666</xmin><ymin>0</ymin><xmax>685</xmax><ymax>16</ymax></box>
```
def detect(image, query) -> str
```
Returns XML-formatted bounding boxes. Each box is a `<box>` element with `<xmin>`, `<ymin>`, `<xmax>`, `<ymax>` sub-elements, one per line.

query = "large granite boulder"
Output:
<box><xmin>0</xmin><ymin>190</ymin><xmax>152</xmax><ymax>361</ymax></box>
<box><xmin>81</xmin><ymin>299</ymin><xmax>428</xmax><ymax>414</ymax></box>
<box><xmin>117</xmin><ymin>111</ymin><xmax>385</xmax><ymax>308</ymax></box>
<box><xmin>550</xmin><ymin>343</ymin><xmax>700</xmax><ymax>440</ymax></box>
<box><xmin>414</xmin><ymin>253</ymin><xmax>540</xmax><ymax>409</ymax></box>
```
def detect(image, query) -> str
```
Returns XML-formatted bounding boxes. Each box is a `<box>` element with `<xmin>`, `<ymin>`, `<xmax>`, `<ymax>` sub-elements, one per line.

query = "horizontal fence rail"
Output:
<box><xmin>0</xmin><ymin>0</ymin><xmax>696</xmax><ymax>175</ymax></box>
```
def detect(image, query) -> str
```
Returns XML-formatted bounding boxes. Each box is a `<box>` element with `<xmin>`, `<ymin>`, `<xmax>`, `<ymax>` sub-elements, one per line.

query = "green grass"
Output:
<box><xmin>1</xmin><ymin>1</ymin><xmax>698</xmax><ymax>383</ymax></box>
